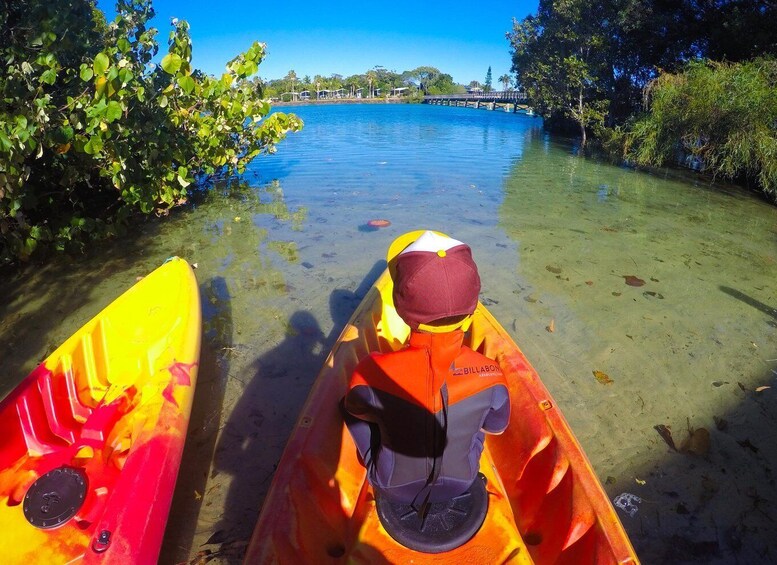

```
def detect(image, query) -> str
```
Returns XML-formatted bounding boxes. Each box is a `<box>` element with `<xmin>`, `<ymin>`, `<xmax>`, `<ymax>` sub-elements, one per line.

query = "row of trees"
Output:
<box><xmin>262</xmin><ymin>66</ymin><xmax>468</xmax><ymax>100</ymax></box>
<box><xmin>0</xmin><ymin>0</ymin><xmax>301</xmax><ymax>263</ymax></box>
<box><xmin>262</xmin><ymin>66</ymin><xmax>519</xmax><ymax>100</ymax></box>
<box><xmin>508</xmin><ymin>0</ymin><xmax>776</xmax><ymax>201</ymax></box>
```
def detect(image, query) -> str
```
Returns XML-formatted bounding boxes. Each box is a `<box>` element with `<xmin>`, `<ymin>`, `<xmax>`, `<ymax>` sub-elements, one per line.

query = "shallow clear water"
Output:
<box><xmin>1</xmin><ymin>103</ymin><xmax>775</xmax><ymax>563</ymax></box>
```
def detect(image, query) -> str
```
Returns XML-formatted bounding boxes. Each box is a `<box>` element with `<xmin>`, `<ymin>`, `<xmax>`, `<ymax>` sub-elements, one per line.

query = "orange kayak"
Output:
<box><xmin>0</xmin><ymin>257</ymin><xmax>200</xmax><ymax>564</ymax></box>
<box><xmin>245</xmin><ymin>268</ymin><xmax>639</xmax><ymax>563</ymax></box>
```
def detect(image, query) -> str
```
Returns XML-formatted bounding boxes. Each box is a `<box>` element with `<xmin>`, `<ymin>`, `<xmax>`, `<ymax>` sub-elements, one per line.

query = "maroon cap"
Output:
<box><xmin>391</xmin><ymin>232</ymin><xmax>481</xmax><ymax>329</ymax></box>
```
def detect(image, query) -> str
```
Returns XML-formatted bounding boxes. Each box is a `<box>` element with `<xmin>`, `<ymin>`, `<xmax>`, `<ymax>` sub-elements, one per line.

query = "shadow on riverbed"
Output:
<box><xmin>720</xmin><ymin>286</ymin><xmax>777</xmax><ymax>327</ymax></box>
<box><xmin>210</xmin><ymin>309</ymin><xmax>327</xmax><ymax>547</ymax></box>
<box><xmin>192</xmin><ymin>260</ymin><xmax>386</xmax><ymax>563</ymax></box>
<box><xmin>617</xmin><ymin>365</ymin><xmax>777</xmax><ymax>564</ymax></box>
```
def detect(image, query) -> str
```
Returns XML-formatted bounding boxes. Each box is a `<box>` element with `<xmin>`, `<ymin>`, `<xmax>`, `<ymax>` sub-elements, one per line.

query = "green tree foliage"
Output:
<box><xmin>404</xmin><ymin>66</ymin><xmax>440</xmax><ymax>95</ymax></box>
<box><xmin>401</xmin><ymin>67</ymin><xmax>461</xmax><ymax>95</ymax></box>
<box><xmin>427</xmin><ymin>73</ymin><xmax>462</xmax><ymax>95</ymax></box>
<box><xmin>484</xmin><ymin>66</ymin><xmax>493</xmax><ymax>93</ymax></box>
<box><xmin>625</xmin><ymin>58</ymin><xmax>777</xmax><ymax>202</ymax></box>
<box><xmin>509</xmin><ymin>0</ymin><xmax>777</xmax><ymax>138</ymax></box>
<box><xmin>284</xmin><ymin>69</ymin><xmax>298</xmax><ymax>94</ymax></box>
<box><xmin>695</xmin><ymin>1</ymin><xmax>777</xmax><ymax>63</ymax></box>
<box><xmin>0</xmin><ymin>0</ymin><xmax>302</xmax><ymax>263</ymax></box>
<box><xmin>508</xmin><ymin>0</ymin><xmax>612</xmax><ymax>146</ymax></box>
<box><xmin>262</xmin><ymin>65</ymin><xmax>466</xmax><ymax>99</ymax></box>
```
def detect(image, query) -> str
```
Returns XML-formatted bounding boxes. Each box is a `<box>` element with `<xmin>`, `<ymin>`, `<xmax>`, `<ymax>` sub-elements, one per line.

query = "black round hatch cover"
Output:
<box><xmin>23</xmin><ymin>466</ymin><xmax>87</xmax><ymax>529</ymax></box>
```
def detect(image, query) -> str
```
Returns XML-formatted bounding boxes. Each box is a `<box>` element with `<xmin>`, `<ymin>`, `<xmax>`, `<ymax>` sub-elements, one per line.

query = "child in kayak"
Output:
<box><xmin>343</xmin><ymin>230</ymin><xmax>510</xmax><ymax>509</ymax></box>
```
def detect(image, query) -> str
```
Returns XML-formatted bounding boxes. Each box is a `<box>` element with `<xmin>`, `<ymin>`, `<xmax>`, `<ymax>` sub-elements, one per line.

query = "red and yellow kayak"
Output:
<box><xmin>245</xmin><ymin>268</ymin><xmax>639</xmax><ymax>563</ymax></box>
<box><xmin>0</xmin><ymin>257</ymin><xmax>200</xmax><ymax>564</ymax></box>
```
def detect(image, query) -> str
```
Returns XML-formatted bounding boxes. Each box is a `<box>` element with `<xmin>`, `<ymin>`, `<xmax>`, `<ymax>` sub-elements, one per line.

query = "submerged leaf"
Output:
<box><xmin>654</xmin><ymin>424</ymin><xmax>677</xmax><ymax>451</ymax></box>
<box><xmin>680</xmin><ymin>427</ymin><xmax>710</xmax><ymax>455</ymax></box>
<box><xmin>367</xmin><ymin>219</ymin><xmax>390</xmax><ymax>228</ymax></box>
<box><xmin>593</xmin><ymin>370</ymin><xmax>613</xmax><ymax>385</ymax></box>
<box><xmin>623</xmin><ymin>275</ymin><xmax>646</xmax><ymax>286</ymax></box>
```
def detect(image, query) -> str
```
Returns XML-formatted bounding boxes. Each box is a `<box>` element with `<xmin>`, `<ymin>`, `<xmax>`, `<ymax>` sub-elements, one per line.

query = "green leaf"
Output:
<box><xmin>177</xmin><ymin>75</ymin><xmax>195</xmax><ymax>94</ymax></box>
<box><xmin>118</xmin><ymin>67</ymin><xmax>133</xmax><ymax>85</ymax></box>
<box><xmin>40</xmin><ymin>69</ymin><xmax>57</xmax><ymax>85</ymax></box>
<box><xmin>161</xmin><ymin>53</ymin><xmax>182</xmax><ymax>75</ymax></box>
<box><xmin>23</xmin><ymin>237</ymin><xmax>38</xmax><ymax>257</ymax></box>
<box><xmin>105</xmin><ymin>101</ymin><xmax>122</xmax><ymax>122</ymax></box>
<box><xmin>158</xmin><ymin>94</ymin><xmax>168</xmax><ymax>108</ymax></box>
<box><xmin>117</xmin><ymin>37</ymin><xmax>131</xmax><ymax>53</ymax></box>
<box><xmin>93</xmin><ymin>52</ymin><xmax>110</xmax><ymax>75</ymax></box>
<box><xmin>0</xmin><ymin>131</ymin><xmax>12</xmax><ymax>151</ymax></box>
<box><xmin>79</xmin><ymin>64</ymin><xmax>93</xmax><ymax>82</ymax></box>
<box><xmin>83</xmin><ymin>135</ymin><xmax>104</xmax><ymax>155</ymax></box>
<box><xmin>54</xmin><ymin>125</ymin><xmax>74</xmax><ymax>143</ymax></box>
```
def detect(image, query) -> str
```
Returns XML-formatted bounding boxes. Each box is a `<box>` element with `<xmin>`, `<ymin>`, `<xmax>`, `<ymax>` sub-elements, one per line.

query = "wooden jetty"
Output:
<box><xmin>423</xmin><ymin>91</ymin><xmax>534</xmax><ymax>114</ymax></box>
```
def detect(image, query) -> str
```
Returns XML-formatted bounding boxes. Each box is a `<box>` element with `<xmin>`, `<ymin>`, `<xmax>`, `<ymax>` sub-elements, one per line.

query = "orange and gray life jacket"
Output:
<box><xmin>343</xmin><ymin>329</ymin><xmax>510</xmax><ymax>505</ymax></box>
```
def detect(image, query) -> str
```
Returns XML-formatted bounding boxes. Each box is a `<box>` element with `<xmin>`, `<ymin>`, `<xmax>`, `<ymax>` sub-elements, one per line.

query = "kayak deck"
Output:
<box><xmin>0</xmin><ymin>257</ymin><xmax>201</xmax><ymax>563</ymax></box>
<box><xmin>246</xmin><ymin>270</ymin><xmax>638</xmax><ymax>563</ymax></box>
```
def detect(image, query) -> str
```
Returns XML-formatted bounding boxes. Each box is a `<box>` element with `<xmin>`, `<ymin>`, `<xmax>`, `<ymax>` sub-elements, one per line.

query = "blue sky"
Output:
<box><xmin>99</xmin><ymin>0</ymin><xmax>539</xmax><ymax>84</ymax></box>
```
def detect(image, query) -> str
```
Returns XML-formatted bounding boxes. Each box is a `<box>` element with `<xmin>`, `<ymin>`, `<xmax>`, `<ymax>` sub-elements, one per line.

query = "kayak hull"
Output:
<box><xmin>0</xmin><ymin>257</ymin><xmax>201</xmax><ymax>564</ymax></box>
<box><xmin>246</xmin><ymin>269</ymin><xmax>638</xmax><ymax>563</ymax></box>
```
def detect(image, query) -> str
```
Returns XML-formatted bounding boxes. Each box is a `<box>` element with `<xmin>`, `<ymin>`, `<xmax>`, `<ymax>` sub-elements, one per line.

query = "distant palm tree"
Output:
<box><xmin>367</xmin><ymin>70</ymin><xmax>377</xmax><ymax>98</ymax></box>
<box><xmin>285</xmin><ymin>70</ymin><xmax>298</xmax><ymax>98</ymax></box>
<box><xmin>499</xmin><ymin>74</ymin><xmax>510</xmax><ymax>91</ymax></box>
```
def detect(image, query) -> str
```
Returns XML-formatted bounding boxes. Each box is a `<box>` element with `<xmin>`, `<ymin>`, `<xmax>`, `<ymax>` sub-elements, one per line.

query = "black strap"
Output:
<box><xmin>412</xmin><ymin>382</ymin><xmax>449</xmax><ymax>523</ymax></box>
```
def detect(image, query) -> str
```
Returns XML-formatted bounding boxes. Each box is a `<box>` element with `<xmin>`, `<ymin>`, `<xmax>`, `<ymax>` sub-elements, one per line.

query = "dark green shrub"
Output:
<box><xmin>625</xmin><ymin>58</ymin><xmax>777</xmax><ymax>201</ymax></box>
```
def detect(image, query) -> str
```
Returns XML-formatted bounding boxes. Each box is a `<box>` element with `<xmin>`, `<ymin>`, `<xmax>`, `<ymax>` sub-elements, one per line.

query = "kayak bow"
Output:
<box><xmin>0</xmin><ymin>257</ymin><xmax>201</xmax><ymax>564</ymax></box>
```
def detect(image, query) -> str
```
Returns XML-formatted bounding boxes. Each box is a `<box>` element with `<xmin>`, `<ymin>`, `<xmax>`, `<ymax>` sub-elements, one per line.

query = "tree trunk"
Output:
<box><xmin>578</xmin><ymin>88</ymin><xmax>587</xmax><ymax>147</ymax></box>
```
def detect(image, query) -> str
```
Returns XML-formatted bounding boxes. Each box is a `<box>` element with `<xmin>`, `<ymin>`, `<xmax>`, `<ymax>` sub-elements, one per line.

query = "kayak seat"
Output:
<box><xmin>376</xmin><ymin>473</ymin><xmax>488</xmax><ymax>553</ymax></box>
